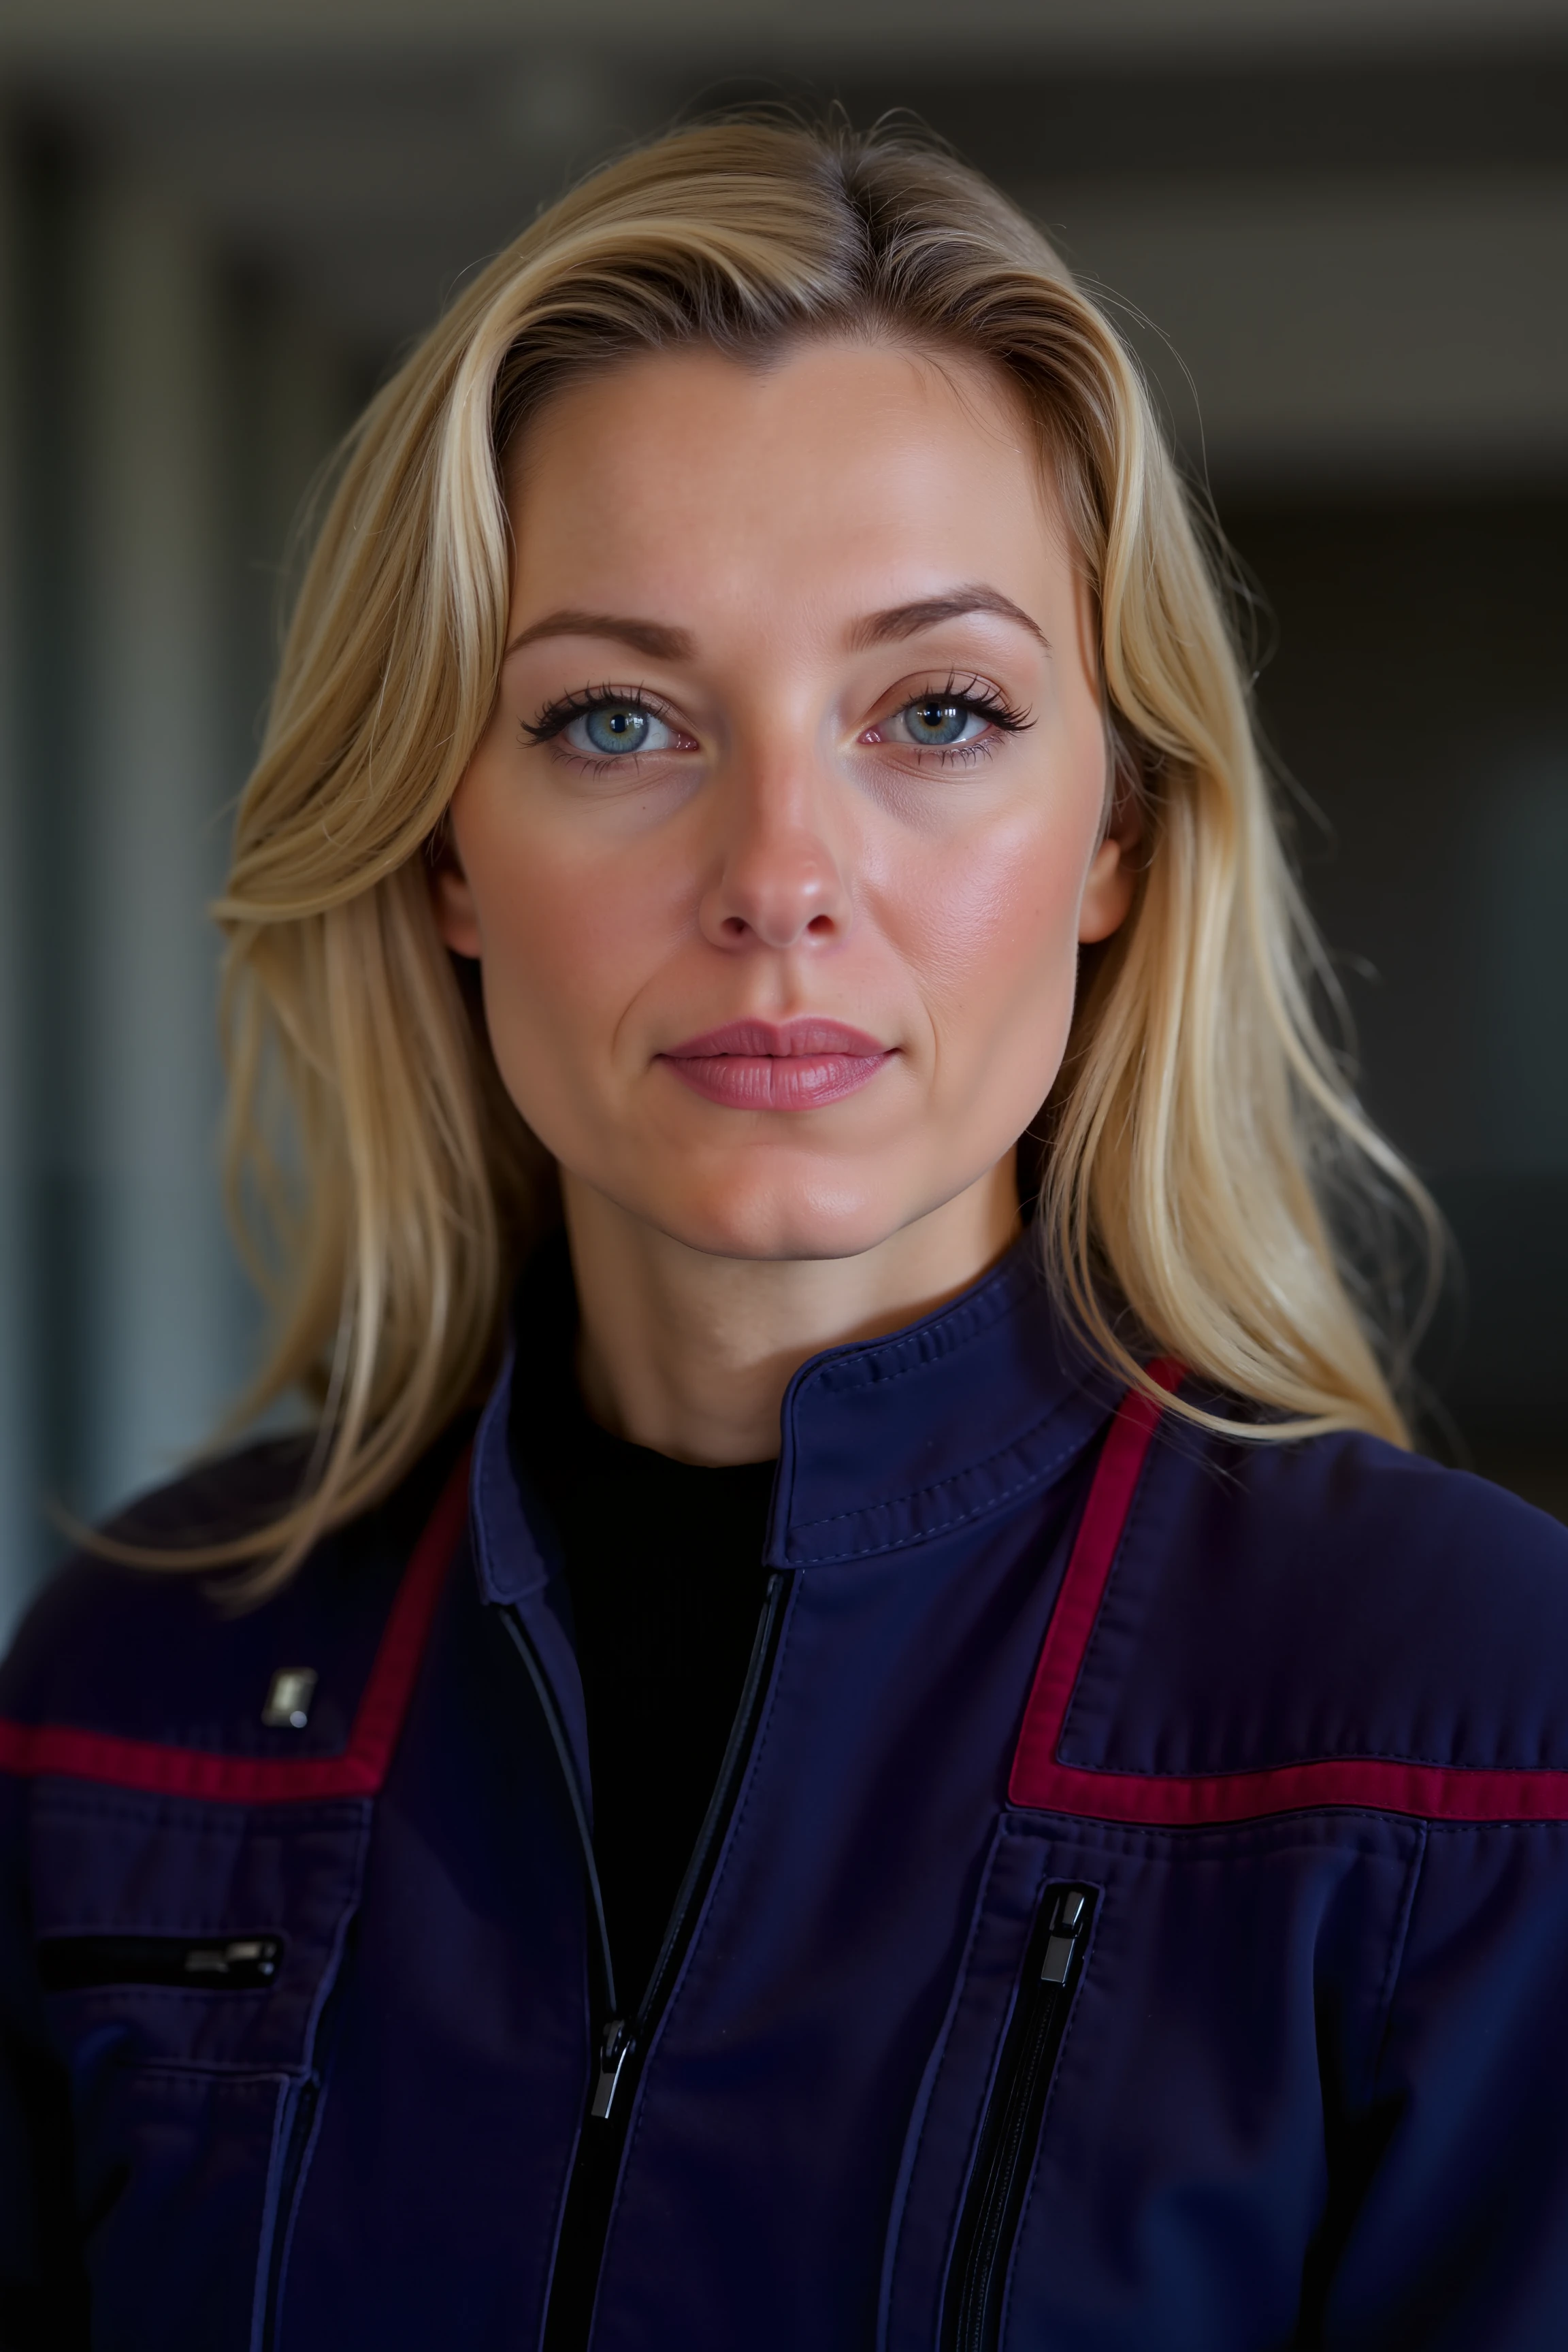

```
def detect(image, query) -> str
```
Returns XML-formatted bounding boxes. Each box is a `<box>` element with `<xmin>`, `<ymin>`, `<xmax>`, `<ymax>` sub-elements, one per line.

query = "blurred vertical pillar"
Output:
<box><xmin>8</xmin><ymin>129</ymin><xmax>88</xmax><ymax>1644</ymax></box>
<box><xmin>0</xmin><ymin>128</ymin><xmax>27</xmax><ymax>1641</ymax></box>
<box><xmin>0</xmin><ymin>142</ymin><xmax>359</xmax><ymax>1646</ymax></box>
<box><xmin>75</xmin><ymin>170</ymin><xmax>241</xmax><ymax>1520</ymax></box>
<box><xmin>224</xmin><ymin>268</ymin><xmax>358</xmax><ymax>788</ymax></box>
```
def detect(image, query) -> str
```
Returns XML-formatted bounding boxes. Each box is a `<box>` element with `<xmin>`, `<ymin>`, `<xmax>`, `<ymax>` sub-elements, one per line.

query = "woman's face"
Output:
<box><xmin>438</xmin><ymin>338</ymin><xmax>1133</xmax><ymax>1265</ymax></box>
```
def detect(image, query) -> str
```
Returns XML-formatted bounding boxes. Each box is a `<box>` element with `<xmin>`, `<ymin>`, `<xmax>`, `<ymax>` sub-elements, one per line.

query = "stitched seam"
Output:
<box><xmin>97</xmin><ymin>2056</ymin><xmax>296</xmax><ymax>2082</ymax></box>
<box><xmin>790</xmin><ymin>1431</ymin><xmax>1094</xmax><ymax>1565</ymax></box>
<box><xmin>1015</xmin><ymin>1808</ymin><xmax>1435</xmax><ymax>1853</ymax></box>
<box><xmin>790</xmin><ymin>1403</ymin><xmax>1092</xmax><ymax>1539</ymax></box>
<box><xmin>800</xmin><ymin>1264</ymin><xmax>1030</xmax><ymax>1396</ymax></box>
<box><xmin>1054</xmin><ymin>1424</ymin><xmax>1164</xmax><ymax>1753</ymax></box>
<box><xmin>27</xmin><ymin>1982</ymin><xmax>295</xmax><ymax>2012</ymax></box>
<box><xmin>1418</xmin><ymin>1819</ymin><xmax>1568</xmax><ymax>1842</ymax></box>
<box><xmin>24</xmin><ymin>1786</ymin><xmax>368</xmax><ymax>1833</ymax></box>
<box><xmin>881</xmin><ymin>1827</ymin><xmax>1013</xmax><ymax>2345</ymax></box>
<box><xmin>1050</xmin><ymin>1741</ymin><xmax>1568</xmax><ymax>1777</ymax></box>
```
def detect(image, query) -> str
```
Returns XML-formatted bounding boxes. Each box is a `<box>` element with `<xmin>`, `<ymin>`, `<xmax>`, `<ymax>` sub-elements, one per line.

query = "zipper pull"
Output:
<box><xmin>591</xmin><ymin>2017</ymin><xmax>633</xmax><ymax>2120</ymax></box>
<box><xmin>1039</xmin><ymin>1887</ymin><xmax>1088</xmax><ymax>1987</ymax></box>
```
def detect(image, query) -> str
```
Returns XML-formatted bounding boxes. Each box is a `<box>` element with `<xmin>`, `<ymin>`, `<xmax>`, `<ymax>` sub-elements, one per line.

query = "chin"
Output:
<box><xmin>642</xmin><ymin>1162</ymin><xmax>915</xmax><ymax>1265</ymax></box>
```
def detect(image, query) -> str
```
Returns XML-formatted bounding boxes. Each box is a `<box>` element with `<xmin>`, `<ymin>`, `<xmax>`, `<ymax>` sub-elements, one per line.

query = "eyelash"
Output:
<box><xmin>521</xmin><ymin>674</ymin><xmax>1034</xmax><ymax>767</ymax></box>
<box><xmin>521</xmin><ymin>683</ymin><xmax>669</xmax><ymax>749</ymax></box>
<box><xmin>887</xmin><ymin>674</ymin><xmax>1034</xmax><ymax>764</ymax></box>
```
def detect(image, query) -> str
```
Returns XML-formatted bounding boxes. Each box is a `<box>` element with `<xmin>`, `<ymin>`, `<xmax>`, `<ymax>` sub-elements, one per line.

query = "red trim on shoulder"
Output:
<box><xmin>1008</xmin><ymin>1373</ymin><xmax>1568</xmax><ymax>1826</ymax></box>
<box><xmin>0</xmin><ymin>1449</ymin><xmax>470</xmax><ymax>1804</ymax></box>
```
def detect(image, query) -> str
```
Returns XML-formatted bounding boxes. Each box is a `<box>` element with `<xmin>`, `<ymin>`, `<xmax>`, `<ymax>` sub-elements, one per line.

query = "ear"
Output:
<box><xmin>429</xmin><ymin>821</ymin><xmax>484</xmax><ymax>960</ymax></box>
<box><xmin>1077</xmin><ymin>762</ymin><xmax>1142</xmax><ymax>946</ymax></box>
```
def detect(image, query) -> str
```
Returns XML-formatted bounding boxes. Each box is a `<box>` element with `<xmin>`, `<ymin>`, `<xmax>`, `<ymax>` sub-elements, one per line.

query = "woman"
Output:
<box><xmin>3</xmin><ymin>118</ymin><xmax>1567</xmax><ymax>2352</ymax></box>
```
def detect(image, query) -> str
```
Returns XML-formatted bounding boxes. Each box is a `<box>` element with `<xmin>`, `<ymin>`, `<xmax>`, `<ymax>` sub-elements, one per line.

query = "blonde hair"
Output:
<box><xmin>208</xmin><ymin>116</ymin><xmax>1434</xmax><ymax>1590</ymax></box>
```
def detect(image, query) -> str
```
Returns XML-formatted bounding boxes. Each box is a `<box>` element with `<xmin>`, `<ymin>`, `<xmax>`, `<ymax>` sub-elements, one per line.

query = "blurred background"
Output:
<box><xmin>0</xmin><ymin>0</ymin><xmax>1565</xmax><ymax>1640</ymax></box>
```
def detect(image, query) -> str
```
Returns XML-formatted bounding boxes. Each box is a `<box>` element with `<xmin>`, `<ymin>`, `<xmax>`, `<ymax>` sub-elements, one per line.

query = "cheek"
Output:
<box><xmin>457</xmin><ymin>803</ymin><xmax>685</xmax><ymax>1106</ymax></box>
<box><xmin>487</xmin><ymin>865</ymin><xmax>654</xmax><ymax>1022</ymax></box>
<box><xmin>889</xmin><ymin>805</ymin><xmax>1090</xmax><ymax>1048</ymax></box>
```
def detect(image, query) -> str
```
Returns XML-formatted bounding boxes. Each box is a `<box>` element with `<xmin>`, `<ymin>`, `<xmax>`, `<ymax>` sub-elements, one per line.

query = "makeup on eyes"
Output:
<box><xmin>521</xmin><ymin>673</ymin><xmax>1033</xmax><ymax>772</ymax></box>
<box><xmin>862</xmin><ymin>672</ymin><xmax>1032</xmax><ymax>756</ymax></box>
<box><xmin>521</xmin><ymin>683</ymin><xmax>693</xmax><ymax>755</ymax></box>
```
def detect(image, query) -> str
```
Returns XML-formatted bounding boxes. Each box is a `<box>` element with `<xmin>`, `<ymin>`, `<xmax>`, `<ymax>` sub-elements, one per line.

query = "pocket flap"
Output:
<box><xmin>27</xmin><ymin>1780</ymin><xmax>366</xmax><ymax>2070</ymax></box>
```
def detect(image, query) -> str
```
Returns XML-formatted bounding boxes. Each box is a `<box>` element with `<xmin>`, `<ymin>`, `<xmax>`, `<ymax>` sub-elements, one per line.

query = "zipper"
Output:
<box><xmin>503</xmin><ymin>1573</ymin><xmax>789</xmax><ymax>2347</ymax></box>
<box><xmin>941</xmin><ymin>1881</ymin><xmax>1098</xmax><ymax>2352</ymax></box>
<box><xmin>589</xmin><ymin>2015</ymin><xmax>632</xmax><ymax>2120</ymax></box>
<box><xmin>37</xmin><ymin>1933</ymin><xmax>284</xmax><ymax>1993</ymax></box>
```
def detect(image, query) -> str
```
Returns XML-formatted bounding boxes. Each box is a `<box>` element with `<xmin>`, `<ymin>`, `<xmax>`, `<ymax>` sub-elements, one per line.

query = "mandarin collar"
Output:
<box><xmin>468</xmin><ymin>1236</ymin><xmax>1111</xmax><ymax>1605</ymax></box>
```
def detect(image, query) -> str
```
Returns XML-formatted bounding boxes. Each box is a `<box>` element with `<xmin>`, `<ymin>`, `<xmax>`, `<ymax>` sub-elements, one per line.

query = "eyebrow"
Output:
<box><xmin>847</xmin><ymin>587</ymin><xmax>1050</xmax><ymax>652</ymax></box>
<box><xmin>504</xmin><ymin>608</ymin><xmax>695</xmax><ymax>662</ymax></box>
<box><xmin>502</xmin><ymin>584</ymin><xmax>1048</xmax><ymax>667</ymax></box>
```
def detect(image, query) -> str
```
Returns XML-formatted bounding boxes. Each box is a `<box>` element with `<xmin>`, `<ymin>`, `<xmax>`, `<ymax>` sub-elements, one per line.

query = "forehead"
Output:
<box><xmin>504</xmin><ymin>339</ymin><xmax>1066</xmax><ymax>620</ymax></box>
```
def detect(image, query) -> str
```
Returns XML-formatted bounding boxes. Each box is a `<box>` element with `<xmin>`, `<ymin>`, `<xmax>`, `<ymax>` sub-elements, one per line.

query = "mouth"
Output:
<box><xmin>657</xmin><ymin>1017</ymin><xmax>895</xmax><ymax>1111</ymax></box>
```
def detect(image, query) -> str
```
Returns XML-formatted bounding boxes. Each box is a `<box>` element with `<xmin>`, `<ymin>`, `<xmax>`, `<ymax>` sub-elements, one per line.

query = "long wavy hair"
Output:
<box><xmin>199</xmin><ymin>115</ymin><xmax>1433</xmax><ymax>1592</ymax></box>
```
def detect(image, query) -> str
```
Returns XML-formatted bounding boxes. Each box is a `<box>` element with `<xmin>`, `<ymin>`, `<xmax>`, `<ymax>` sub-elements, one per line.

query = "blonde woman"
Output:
<box><xmin>3</xmin><ymin>119</ymin><xmax>1567</xmax><ymax>2352</ymax></box>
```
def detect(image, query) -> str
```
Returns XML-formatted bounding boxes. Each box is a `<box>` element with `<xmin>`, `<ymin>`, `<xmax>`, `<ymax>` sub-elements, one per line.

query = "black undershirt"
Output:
<box><xmin>508</xmin><ymin>1250</ymin><xmax>776</xmax><ymax>2015</ymax></box>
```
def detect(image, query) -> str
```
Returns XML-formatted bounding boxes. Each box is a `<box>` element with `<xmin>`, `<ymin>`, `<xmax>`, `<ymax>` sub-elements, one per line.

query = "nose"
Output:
<box><xmin>697</xmin><ymin>758</ymin><xmax>853</xmax><ymax>954</ymax></box>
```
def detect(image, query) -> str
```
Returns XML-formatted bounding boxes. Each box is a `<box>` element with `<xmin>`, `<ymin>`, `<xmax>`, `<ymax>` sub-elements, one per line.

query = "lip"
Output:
<box><xmin>658</xmin><ymin>1017</ymin><xmax>895</xmax><ymax>1111</ymax></box>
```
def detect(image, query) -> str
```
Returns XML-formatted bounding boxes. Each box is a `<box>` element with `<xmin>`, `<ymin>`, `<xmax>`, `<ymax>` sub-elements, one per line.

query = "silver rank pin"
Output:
<box><xmin>262</xmin><ymin>1667</ymin><xmax>318</xmax><ymax>1731</ymax></box>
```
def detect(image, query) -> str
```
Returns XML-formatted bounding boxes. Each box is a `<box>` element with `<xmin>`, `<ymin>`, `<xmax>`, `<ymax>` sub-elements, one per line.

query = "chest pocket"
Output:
<box><xmin>27</xmin><ymin>1780</ymin><xmax>368</xmax><ymax>2352</ymax></box>
<box><xmin>879</xmin><ymin>1820</ymin><xmax>1102</xmax><ymax>2352</ymax></box>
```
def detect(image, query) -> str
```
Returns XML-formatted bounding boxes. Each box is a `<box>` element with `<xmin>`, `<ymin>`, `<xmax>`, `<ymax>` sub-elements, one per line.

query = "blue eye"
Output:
<box><xmin>889</xmin><ymin>697</ymin><xmax>989</xmax><ymax>749</ymax></box>
<box><xmin>561</xmin><ymin>700</ymin><xmax>676</xmax><ymax>758</ymax></box>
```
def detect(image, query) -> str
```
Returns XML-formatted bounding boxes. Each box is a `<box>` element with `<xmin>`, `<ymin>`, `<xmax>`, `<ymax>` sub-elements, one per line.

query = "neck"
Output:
<box><xmin>561</xmin><ymin>1161</ymin><xmax>1022</xmax><ymax>1465</ymax></box>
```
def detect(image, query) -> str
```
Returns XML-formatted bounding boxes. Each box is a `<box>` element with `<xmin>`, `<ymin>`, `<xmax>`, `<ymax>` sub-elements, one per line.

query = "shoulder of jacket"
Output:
<box><xmin>1173</xmin><ymin>1420</ymin><xmax>1568</xmax><ymax>1599</ymax></box>
<box><xmin>1060</xmin><ymin>1416</ymin><xmax>1568</xmax><ymax>1793</ymax></box>
<box><xmin>0</xmin><ymin>1426</ymin><xmax>469</xmax><ymax>1757</ymax></box>
<box><xmin>1186</xmin><ymin>1411</ymin><xmax>1558</xmax><ymax>1520</ymax></box>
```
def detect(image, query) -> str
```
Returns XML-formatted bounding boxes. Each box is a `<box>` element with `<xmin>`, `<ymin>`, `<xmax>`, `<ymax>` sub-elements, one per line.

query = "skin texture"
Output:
<box><xmin>436</xmin><ymin>339</ymin><xmax>1136</xmax><ymax>1462</ymax></box>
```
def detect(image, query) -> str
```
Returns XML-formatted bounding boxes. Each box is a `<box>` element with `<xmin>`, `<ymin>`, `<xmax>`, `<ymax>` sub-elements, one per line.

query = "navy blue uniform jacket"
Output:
<box><xmin>3</xmin><ymin>1245</ymin><xmax>1568</xmax><ymax>2349</ymax></box>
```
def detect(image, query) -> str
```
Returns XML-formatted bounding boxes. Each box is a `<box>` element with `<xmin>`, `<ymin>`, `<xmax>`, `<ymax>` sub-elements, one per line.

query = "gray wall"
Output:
<box><xmin>0</xmin><ymin>152</ymin><xmax>25</xmax><ymax>1621</ymax></box>
<box><xmin>1226</xmin><ymin>493</ymin><xmax>1568</xmax><ymax>1496</ymax></box>
<box><xmin>1</xmin><ymin>127</ymin><xmax>356</xmax><ymax>1636</ymax></box>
